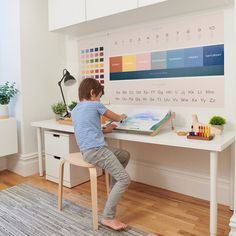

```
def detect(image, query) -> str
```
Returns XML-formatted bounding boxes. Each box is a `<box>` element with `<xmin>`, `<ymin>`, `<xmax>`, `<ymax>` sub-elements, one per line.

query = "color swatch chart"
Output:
<box><xmin>80</xmin><ymin>46</ymin><xmax>105</xmax><ymax>85</ymax></box>
<box><xmin>108</xmin><ymin>11</ymin><xmax>224</xmax><ymax>107</ymax></box>
<box><xmin>110</xmin><ymin>44</ymin><xmax>224</xmax><ymax>81</ymax></box>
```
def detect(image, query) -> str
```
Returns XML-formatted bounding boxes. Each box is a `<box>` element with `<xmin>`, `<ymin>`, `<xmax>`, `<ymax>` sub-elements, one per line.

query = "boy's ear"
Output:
<box><xmin>90</xmin><ymin>89</ymin><xmax>94</xmax><ymax>97</ymax></box>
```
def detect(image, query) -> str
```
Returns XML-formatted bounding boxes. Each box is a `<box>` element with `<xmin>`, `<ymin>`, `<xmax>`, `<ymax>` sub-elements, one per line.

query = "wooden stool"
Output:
<box><xmin>58</xmin><ymin>152</ymin><xmax>110</xmax><ymax>230</ymax></box>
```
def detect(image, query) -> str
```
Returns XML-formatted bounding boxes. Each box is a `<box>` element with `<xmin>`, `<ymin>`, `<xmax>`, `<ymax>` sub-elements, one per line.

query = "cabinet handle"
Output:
<box><xmin>54</xmin><ymin>156</ymin><xmax>61</xmax><ymax>160</ymax></box>
<box><xmin>53</xmin><ymin>134</ymin><xmax>60</xmax><ymax>137</ymax></box>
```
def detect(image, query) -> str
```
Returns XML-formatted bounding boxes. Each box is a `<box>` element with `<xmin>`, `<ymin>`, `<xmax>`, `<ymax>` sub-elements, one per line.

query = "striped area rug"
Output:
<box><xmin>0</xmin><ymin>184</ymin><xmax>153</xmax><ymax>236</ymax></box>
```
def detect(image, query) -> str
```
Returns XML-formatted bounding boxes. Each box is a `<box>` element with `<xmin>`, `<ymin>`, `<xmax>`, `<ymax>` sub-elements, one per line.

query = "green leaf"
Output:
<box><xmin>209</xmin><ymin>116</ymin><xmax>226</xmax><ymax>125</ymax></box>
<box><xmin>68</xmin><ymin>101</ymin><xmax>77</xmax><ymax>111</ymax></box>
<box><xmin>0</xmin><ymin>81</ymin><xmax>18</xmax><ymax>105</ymax></box>
<box><xmin>51</xmin><ymin>102</ymin><xmax>67</xmax><ymax>116</ymax></box>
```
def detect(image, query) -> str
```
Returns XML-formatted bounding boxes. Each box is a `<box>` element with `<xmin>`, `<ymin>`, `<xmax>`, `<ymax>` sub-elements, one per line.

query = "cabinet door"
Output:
<box><xmin>0</xmin><ymin>119</ymin><xmax>17</xmax><ymax>157</ymax></box>
<box><xmin>48</xmin><ymin>0</ymin><xmax>86</xmax><ymax>31</ymax></box>
<box><xmin>86</xmin><ymin>0</ymin><xmax>137</xmax><ymax>21</ymax></box>
<box><xmin>138</xmin><ymin>0</ymin><xmax>167</xmax><ymax>7</ymax></box>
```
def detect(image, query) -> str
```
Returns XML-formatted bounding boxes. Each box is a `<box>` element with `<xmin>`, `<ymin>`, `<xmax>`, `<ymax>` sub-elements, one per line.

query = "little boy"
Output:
<box><xmin>71</xmin><ymin>78</ymin><xmax>131</xmax><ymax>230</ymax></box>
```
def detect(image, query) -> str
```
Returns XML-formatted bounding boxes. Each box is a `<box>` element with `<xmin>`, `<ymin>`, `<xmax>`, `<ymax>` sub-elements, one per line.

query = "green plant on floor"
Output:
<box><xmin>209</xmin><ymin>116</ymin><xmax>226</xmax><ymax>126</ymax></box>
<box><xmin>51</xmin><ymin>102</ymin><xmax>67</xmax><ymax>118</ymax></box>
<box><xmin>68</xmin><ymin>101</ymin><xmax>77</xmax><ymax>111</ymax></box>
<box><xmin>0</xmin><ymin>81</ymin><xmax>18</xmax><ymax>105</ymax></box>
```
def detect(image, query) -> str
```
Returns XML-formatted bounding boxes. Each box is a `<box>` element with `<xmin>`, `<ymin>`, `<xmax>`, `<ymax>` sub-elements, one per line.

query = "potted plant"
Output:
<box><xmin>209</xmin><ymin>115</ymin><xmax>226</xmax><ymax>135</ymax></box>
<box><xmin>68</xmin><ymin>101</ymin><xmax>77</xmax><ymax>112</ymax></box>
<box><xmin>0</xmin><ymin>81</ymin><xmax>18</xmax><ymax>119</ymax></box>
<box><xmin>51</xmin><ymin>102</ymin><xmax>67</xmax><ymax>120</ymax></box>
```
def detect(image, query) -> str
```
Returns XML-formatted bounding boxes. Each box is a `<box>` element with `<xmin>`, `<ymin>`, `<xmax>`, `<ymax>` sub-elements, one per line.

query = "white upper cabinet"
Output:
<box><xmin>138</xmin><ymin>0</ymin><xmax>167</xmax><ymax>7</ymax></box>
<box><xmin>86</xmin><ymin>0</ymin><xmax>138</xmax><ymax>21</ymax></box>
<box><xmin>48</xmin><ymin>0</ymin><xmax>86</xmax><ymax>31</ymax></box>
<box><xmin>48</xmin><ymin>0</ymin><xmax>232</xmax><ymax>34</ymax></box>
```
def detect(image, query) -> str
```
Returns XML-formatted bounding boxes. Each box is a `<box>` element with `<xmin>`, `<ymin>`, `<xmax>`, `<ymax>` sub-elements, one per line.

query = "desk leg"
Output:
<box><xmin>229</xmin><ymin>141</ymin><xmax>236</xmax><ymax>236</ymax></box>
<box><xmin>210</xmin><ymin>151</ymin><xmax>218</xmax><ymax>236</ymax></box>
<box><xmin>36</xmin><ymin>127</ymin><xmax>43</xmax><ymax>176</ymax></box>
<box><xmin>230</xmin><ymin>143</ymin><xmax>235</xmax><ymax>210</ymax></box>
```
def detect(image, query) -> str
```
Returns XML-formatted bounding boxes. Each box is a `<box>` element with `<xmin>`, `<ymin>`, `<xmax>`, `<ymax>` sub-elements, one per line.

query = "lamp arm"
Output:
<box><xmin>58</xmin><ymin>80</ymin><xmax>69</xmax><ymax>116</ymax></box>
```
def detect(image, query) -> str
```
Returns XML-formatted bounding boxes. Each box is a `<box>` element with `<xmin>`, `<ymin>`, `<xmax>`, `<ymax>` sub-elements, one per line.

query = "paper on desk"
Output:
<box><xmin>109</xmin><ymin>109</ymin><xmax>171</xmax><ymax>132</ymax></box>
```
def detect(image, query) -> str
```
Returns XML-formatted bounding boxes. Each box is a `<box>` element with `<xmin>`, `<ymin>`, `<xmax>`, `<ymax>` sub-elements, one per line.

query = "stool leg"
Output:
<box><xmin>58</xmin><ymin>159</ymin><xmax>65</xmax><ymax>210</ymax></box>
<box><xmin>105</xmin><ymin>170</ymin><xmax>110</xmax><ymax>197</ymax></box>
<box><xmin>89</xmin><ymin>167</ymin><xmax>98</xmax><ymax>230</ymax></box>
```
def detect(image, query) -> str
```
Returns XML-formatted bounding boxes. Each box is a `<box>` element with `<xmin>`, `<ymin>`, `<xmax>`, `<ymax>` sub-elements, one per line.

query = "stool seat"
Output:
<box><xmin>64</xmin><ymin>153</ymin><xmax>95</xmax><ymax>168</ymax></box>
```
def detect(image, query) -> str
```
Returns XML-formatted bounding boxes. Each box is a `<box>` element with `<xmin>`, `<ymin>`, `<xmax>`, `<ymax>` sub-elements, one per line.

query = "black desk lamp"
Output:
<box><xmin>58</xmin><ymin>69</ymin><xmax>76</xmax><ymax>117</ymax></box>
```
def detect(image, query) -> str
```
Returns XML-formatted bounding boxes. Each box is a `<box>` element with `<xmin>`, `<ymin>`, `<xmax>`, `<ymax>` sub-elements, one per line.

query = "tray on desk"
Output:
<box><xmin>187</xmin><ymin>135</ymin><xmax>214</xmax><ymax>141</ymax></box>
<box><xmin>57</xmin><ymin>118</ymin><xmax>72</xmax><ymax>125</ymax></box>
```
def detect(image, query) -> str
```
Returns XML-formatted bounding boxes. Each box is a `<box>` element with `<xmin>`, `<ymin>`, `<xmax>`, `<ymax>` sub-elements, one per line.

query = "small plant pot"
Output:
<box><xmin>55</xmin><ymin>114</ymin><xmax>63</xmax><ymax>121</ymax></box>
<box><xmin>0</xmin><ymin>104</ymin><xmax>9</xmax><ymax>119</ymax></box>
<box><xmin>210</xmin><ymin>124</ymin><xmax>224</xmax><ymax>135</ymax></box>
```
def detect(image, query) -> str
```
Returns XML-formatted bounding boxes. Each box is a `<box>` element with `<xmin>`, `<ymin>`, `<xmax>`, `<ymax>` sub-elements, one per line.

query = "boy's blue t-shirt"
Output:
<box><xmin>71</xmin><ymin>101</ymin><xmax>107</xmax><ymax>152</ymax></box>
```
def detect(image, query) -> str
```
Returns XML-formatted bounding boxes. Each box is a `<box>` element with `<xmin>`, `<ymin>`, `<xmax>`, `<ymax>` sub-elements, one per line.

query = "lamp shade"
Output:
<box><xmin>64</xmin><ymin>70</ymin><xmax>76</xmax><ymax>86</ymax></box>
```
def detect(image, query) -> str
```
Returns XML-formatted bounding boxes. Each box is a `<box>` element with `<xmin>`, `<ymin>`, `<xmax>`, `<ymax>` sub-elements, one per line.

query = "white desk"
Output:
<box><xmin>32</xmin><ymin>119</ymin><xmax>235</xmax><ymax>236</ymax></box>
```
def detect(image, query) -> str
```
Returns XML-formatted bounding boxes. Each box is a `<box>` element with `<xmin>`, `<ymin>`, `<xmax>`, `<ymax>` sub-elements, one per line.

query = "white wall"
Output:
<box><xmin>19</xmin><ymin>0</ymin><xmax>66</xmax><ymax>155</ymax></box>
<box><xmin>65</xmin><ymin>7</ymin><xmax>236</xmax><ymax>205</ymax></box>
<box><xmin>0</xmin><ymin>0</ymin><xmax>21</xmax><ymax>168</ymax></box>
<box><xmin>0</xmin><ymin>0</ymin><xmax>67</xmax><ymax>175</ymax></box>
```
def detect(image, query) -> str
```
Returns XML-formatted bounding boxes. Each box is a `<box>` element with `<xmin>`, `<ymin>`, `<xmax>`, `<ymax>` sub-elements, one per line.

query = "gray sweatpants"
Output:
<box><xmin>82</xmin><ymin>146</ymin><xmax>131</xmax><ymax>219</ymax></box>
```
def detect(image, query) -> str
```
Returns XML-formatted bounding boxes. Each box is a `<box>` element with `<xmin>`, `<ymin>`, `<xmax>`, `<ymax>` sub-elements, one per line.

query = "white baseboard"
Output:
<box><xmin>126</xmin><ymin>159</ymin><xmax>230</xmax><ymax>205</ymax></box>
<box><xmin>6</xmin><ymin>153</ymin><xmax>230</xmax><ymax>205</ymax></box>
<box><xmin>7</xmin><ymin>152</ymin><xmax>44</xmax><ymax>177</ymax></box>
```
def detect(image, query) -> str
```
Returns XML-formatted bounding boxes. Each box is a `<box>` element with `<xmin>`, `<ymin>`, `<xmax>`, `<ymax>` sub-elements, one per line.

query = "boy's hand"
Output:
<box><xmin>103</xmin><ymin>124</ymin><xmax>117</xmax><ymax>133</ymax></box>
<box><xmin>120</xmin><ymin>114</ymin><xmax>127</xmax><ymax>122</ymax></box>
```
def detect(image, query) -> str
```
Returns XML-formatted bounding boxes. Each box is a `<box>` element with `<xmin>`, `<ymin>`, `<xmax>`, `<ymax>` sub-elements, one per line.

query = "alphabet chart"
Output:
<box><xmin>108</xmin><ymin>11</ymin><xmax>224</xmax><ymax>107</ymax></box>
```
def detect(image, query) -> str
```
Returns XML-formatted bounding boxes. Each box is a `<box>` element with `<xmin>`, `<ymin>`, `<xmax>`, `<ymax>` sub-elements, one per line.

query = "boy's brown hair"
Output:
<box><xmin>79</xmin><ymin>78</ymin><xmax>104</xmax><ymax>101</ymax></box>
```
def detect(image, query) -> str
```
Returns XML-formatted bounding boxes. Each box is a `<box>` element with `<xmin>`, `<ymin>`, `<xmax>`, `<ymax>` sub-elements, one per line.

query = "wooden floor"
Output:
<box><xmin>0</xmin><ymin>170</ymin><xmax>232</xmax><ymax>236</ymax></box>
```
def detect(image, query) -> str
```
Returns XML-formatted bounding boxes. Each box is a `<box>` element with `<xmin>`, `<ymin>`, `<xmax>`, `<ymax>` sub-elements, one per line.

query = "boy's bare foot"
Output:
<box><xmin>101</xmin><ymin>218</ymin><xmax>127</xmax><ymax>230</ymax></box>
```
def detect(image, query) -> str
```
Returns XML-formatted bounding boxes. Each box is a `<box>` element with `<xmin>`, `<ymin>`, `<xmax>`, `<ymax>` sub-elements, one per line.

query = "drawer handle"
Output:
<box><xmin>54</xmin><ymin>156</ymin><xmax>61</xmax><ymax>160</ymax></box>
<box><xmin>53</xmin><ymin>134</ymin><xmax>60</xmax><ymax>137</ymax></box>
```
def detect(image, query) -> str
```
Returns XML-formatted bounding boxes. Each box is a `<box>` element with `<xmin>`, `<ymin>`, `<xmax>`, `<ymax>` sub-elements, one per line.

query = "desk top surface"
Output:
<box><xmin>31</xmin><ymin>119</ymin><xmax>235</xmax><ymax>152</ymax></box>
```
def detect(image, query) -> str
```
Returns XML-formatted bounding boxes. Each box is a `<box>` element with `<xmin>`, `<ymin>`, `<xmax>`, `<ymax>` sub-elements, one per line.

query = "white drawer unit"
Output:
<box><xmin>44</xmin><ymin>131</ymin><xmax>76</xmax><ymax>157</ymax></box>
<box><xmin>45</xmin><ymin>154</ymin><xmax>94</xmax><ymax>188</ymax></box>
<box><xmin>44</xmin><ymin>130</ymin><xmax>102</xmax><ymax>188</ymax></box>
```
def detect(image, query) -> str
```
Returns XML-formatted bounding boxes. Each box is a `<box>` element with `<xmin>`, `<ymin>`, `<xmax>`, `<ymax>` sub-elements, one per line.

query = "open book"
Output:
<box><xmin>103</xmin><ymin>108</ymin><xmax>173</xmax><ymax>136</ymax></box>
